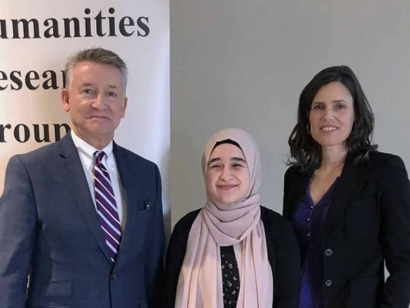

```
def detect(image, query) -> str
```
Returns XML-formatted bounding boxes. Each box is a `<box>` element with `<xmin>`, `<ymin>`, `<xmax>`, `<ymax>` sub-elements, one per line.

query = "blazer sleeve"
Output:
<box><xmin>271</xmin><ymin>215</ymin><xmax>301</xmax><ymax>308</ymax></box>
<box><xmin>379</xmin><ymin>155</ymin><xmax>410</xmax><ymax>307</ymax></box>
<box><xmin>283</xmin><ymin>166</ymin><xmax>302</xmax><ymax>220</ymax></box>
<box><xmin>163</xmin><ymin>223</ymin><xmax>185</xmax><ymax>307</ymax></box>
<box><xmin>0</xmin><ymin>156</ymin><xmax>37</xmax><ymax>308</ymax></box>
<box><xmin>163</xmin><ymin>210</ymin><xmax>198</xmax><ymax>308</ymax></box>
<box><xmin>282</xmin><ymin>167</ymin><xmax>292</xmax><ymax>219</ymax></box>
<box><xmin>145</xmin><ymin>164</ymin><xmax>165</xmax><ymax>307</ymax></box>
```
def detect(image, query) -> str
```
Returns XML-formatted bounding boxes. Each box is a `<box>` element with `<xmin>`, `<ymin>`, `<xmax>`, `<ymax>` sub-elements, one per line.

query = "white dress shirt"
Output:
<box><xmin>71</xmin><ymin>130</ymin><xmax>126</xmax><ymax>230</ymax></box>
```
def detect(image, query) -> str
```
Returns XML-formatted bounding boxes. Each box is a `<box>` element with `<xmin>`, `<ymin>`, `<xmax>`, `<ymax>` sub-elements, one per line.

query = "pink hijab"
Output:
<box><xmin>175</xmin><ymin>128</ymin><xmax>274</xmax><ymax>307</ymax></box>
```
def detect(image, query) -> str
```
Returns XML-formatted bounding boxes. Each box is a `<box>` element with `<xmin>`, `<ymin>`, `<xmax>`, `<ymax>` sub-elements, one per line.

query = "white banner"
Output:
<box><xmin>0</xmin><ymin>0</ymin><xmax>170</xmax><ymax>221</ymax></box>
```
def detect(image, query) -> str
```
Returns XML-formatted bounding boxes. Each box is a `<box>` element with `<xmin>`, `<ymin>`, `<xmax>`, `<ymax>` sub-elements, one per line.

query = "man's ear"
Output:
<box><xmin>61</xmin><ymin>89</ymin><xmax>70</xmax><ymax>112</ymax></box>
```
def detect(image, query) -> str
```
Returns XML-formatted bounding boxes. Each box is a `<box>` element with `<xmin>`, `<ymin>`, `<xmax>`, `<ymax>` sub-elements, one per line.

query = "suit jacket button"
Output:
<box><xmin>111</xmin><ymin>273</ymin><xmax>118</xmax><ymax>280</ymax></box>
<box><xmin>325</xmin><ymin>248</ymin><xmax>333</xmax><ymax>256</ymax></box>
<box><xmin>325</xmin><ymin>279</ymin><xmax>332</xmax><ymax>287</ymax></box>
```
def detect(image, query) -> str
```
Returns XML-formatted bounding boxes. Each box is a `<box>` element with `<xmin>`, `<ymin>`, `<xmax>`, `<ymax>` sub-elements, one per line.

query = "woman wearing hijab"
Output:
<box><xmin>164</xmin><ymin>128</ymin><xmax>301</xmax><ymax>308</ymax></box>
<box><xmin>284</xmin><ymin>65</ymin><xmax>410</xmax><ymax>307</ymax></box>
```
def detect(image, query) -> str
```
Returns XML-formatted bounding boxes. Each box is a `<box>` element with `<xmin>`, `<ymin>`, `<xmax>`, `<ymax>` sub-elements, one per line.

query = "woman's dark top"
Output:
<box><xmin>164</xmin><ymin>206</ymin><xmax>301</xmax><ymax>308</ymax></box>
<box><xmin>283</xmin><ymin>152</ymin><xmax>410</xmax><ymax>307</ymax></box>
<box><xmin>221</xmin><ymin>245</ymin><xmax>240</xmax><ymax>307</ymax></box>
<box><xmin>293</xmin><ymin>178</ymin><xmax>338</xmax><ymax>308</ymax></box>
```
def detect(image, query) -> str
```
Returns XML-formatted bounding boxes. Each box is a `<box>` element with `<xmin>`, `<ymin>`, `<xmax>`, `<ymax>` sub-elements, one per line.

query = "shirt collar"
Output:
<box><xmin>70</xmin><ymin>130</ymin><xmax>115</xmax><ymax>168</ymax></box>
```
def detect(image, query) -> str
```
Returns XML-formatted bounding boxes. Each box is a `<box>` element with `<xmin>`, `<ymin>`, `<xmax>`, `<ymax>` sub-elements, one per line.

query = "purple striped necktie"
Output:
<box><xmin>94</xmin><ymin>151</ymin><xmax>122</xmax><ymax>263</ymax></box>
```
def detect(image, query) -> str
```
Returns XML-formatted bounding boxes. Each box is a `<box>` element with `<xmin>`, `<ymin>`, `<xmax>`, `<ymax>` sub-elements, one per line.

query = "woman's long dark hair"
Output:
<box><xmin>288</xmin><ymin>65</ymin><xmax>377</xmax><ymax>172</ymax></box>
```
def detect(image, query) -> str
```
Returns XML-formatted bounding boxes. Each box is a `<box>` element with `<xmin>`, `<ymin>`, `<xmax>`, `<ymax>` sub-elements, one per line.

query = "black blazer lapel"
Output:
<box><xmin>325</xmin><ymin>153</ymin><xmax>371</xmax><ymax>230</ymax></box>
<box><xmin>58</xmin><ymin>134</ymin><xmax>112</xmax><ymax>264</ymax></box>
<box><xmin>284</xmin><ymin>168</ymin><xmax>312</xmax><ymax>220</ymax></box>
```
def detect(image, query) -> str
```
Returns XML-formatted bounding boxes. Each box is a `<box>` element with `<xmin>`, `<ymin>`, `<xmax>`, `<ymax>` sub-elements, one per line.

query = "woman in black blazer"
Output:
<box><xmin>284</xmin><ymin>65</ymin><xmax>410</xmax><ymax>308</ymax></box>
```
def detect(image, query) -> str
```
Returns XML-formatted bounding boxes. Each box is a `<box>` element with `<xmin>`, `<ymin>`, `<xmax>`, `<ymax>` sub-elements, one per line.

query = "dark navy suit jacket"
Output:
<box><xmin>0</xmin><ymin>134</ymin><xmax>165</xmax><ymax>308</ymax></box>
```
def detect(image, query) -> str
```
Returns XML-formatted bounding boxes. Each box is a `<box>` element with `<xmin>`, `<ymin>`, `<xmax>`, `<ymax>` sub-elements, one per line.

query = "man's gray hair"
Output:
<box><xmin>65</xmin><ymin>47</ymin><xmax>128</xmax><ymax>92</ymax></box>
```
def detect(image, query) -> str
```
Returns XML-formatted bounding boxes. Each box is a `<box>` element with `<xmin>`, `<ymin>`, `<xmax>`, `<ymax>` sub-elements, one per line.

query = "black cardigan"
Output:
<box><xmin>163</xmin><ymin>206</ymin><xmax>301</xmax><ymax>308</ymax></box>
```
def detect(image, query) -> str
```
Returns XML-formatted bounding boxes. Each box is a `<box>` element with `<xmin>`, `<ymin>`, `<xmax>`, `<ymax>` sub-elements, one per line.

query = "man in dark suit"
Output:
<box><xmin>0</xmin><ymin>48</ymin><xmax>165</xmax><ymax>307</ymax></box>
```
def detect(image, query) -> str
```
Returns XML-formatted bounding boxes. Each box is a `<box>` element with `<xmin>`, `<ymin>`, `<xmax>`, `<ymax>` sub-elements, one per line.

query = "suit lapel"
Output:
<box><xmin>58</xmin><ymin>134</ymin><xmax>112</xmax><ymax>264</ymax></box>
<box><xmin>325</xmin><ymin>153</ymin><xmax>370</xmax><ymax>229</ymax></box>
<box><xmin>285</xmin><ymin>169</ymin><xmax>311</xmax><ymax>220</ymax></box>
<box><xmin>112</xmin><ymin>144</ymin><xmax>140</xmax><ymax>269</ymax></box>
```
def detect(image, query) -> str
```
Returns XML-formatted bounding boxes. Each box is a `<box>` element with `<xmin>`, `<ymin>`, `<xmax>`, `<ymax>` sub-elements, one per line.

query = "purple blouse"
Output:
<box><xmin>292</xmin><ymin>178</ymin><xmax>338</xmax><ymax>308</ymax></box>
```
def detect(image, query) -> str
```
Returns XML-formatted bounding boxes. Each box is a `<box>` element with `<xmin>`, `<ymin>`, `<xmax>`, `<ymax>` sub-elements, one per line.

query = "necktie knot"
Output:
<box><xmin>95</xmin><ymin>151</ymin><xmax>106</xmax><ymax>165</ymax></box>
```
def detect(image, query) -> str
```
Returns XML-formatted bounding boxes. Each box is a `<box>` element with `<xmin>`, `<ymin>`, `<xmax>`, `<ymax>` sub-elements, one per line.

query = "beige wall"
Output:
<box><xmin>170</xmin><ymin>0</ymin><xmax>410</xmax><ymax>225</ymax></box>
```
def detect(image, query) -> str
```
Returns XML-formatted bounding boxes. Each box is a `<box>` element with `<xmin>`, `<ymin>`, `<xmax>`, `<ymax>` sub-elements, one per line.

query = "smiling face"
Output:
<box><xmin>205</xmin><ymin>143</ymin><xmax>250</xmax><ymax>206</ymax></box>
<box><xmin>309</xmin><ymin>81</ymin><xmax>355</xmax><ymax>152</ymax></box>
<box><xmin>61</xmin><ymin>61</ymin><xmax>127</xmax><ymax>149</ymax></box>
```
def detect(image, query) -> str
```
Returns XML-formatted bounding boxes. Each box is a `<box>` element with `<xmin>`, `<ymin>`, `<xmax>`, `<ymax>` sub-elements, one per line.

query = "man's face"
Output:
<box><xmin>61</xmin><ymin>61</ymin><xmax>127</xmax><ymax>147</ymax></box>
